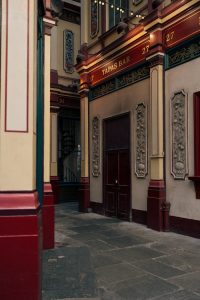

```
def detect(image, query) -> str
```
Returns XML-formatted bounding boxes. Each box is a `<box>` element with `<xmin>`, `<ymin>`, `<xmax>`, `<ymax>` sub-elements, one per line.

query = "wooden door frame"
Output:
<box><xmin>103</xmin><ymin>112</ymin><xmax>131</xmax><ymax>220</ymax></box>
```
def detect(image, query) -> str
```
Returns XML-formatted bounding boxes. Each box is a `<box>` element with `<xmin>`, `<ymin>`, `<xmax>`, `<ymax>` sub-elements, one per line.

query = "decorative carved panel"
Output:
<box><xmin>90</xmin><ymin>0</ymin><xmax>99</xmax><ymax>38</ymax></box>
<box><xmin>167</xmin><ymin>37</ymin><xmax>200</xmax><ymax>69</ymax></box>
<box><xmin>92</xmin><ymin>116</ymin><xmax>100</xmax><ymax>177</ymax></box>
<box><xmin>171</xmin><ymin>91</ymin><xmax>188</xmax><ymax>179</ymax></box>
<box><xmin>63</xmin><ymin>30</ymin><xmax>74</xmax><ymax>73</ymax></box>
<box><xmin>135</xmin><ymin>103</ymin><xmax>148</xmax><ymax>178</ymax></box>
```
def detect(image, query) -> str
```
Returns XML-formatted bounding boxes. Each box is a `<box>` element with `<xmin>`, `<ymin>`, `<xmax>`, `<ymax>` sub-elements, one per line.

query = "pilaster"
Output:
<box><xmin>42</xmin><ymin>3</ymin><xmax>56</xmax><ymax>250</ymax></box>
<box><xmin>0</xmin><ymin>0</ymin><xmax>41</xmax><ymax>299</ymax></box>
<box><xmin>146</xmin><ymin>27</ymin><xmax>170</xmax><ymax>231</ymax></box>
<box><xmin>79</xmin><ymin>88</ymin><xmax>90</xmax><ymax>212</ymax></box>
<box><xmin>50</xmin><ymin>109</ymin><xmax>59</xmax><ymax>203</ymax></box>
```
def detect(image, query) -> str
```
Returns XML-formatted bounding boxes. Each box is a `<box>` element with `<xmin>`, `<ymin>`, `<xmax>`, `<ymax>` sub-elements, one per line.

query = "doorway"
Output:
<box><xmin>103</xmin><ymin>113</ymin><xmax>131</xmax><ymax>221</ymax></box>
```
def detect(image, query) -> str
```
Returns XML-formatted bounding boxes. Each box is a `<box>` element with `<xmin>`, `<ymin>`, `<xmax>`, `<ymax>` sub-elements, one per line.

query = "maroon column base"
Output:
<box><xmin>147</xmin><ymin>180</ymin><xmax>170</xmax><ymax>231</ymax></box>
<box><xmin>50</xmin><ymin>176</ymin><xmax>60</xmax><ymax>204</ymax></box>
<box><xmin>79</xmin><ymin>177</ymin><xmax>90</xmax><ymax>212</ymax></box>
<box><xmin>43</xmin><ymin>183</ymin><xmax>55</xmax><ymax>250</ymax></box>
<box><xmin>0</xmin><ymin>191</ymin><xmax>42</xmax><ymax>300</ymax></box>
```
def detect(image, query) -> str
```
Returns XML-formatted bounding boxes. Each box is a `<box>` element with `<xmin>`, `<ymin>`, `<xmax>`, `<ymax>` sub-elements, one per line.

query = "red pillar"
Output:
<box><xmin>0</xmin><ymin>192</ymin><xmax>42</xmax><ymax>300</ymax></box>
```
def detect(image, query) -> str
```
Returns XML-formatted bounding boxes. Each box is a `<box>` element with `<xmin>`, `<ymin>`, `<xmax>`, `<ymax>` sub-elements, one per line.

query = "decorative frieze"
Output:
<box><xmin>92</xmin><ymin>79</ymin><xmax>116</xmax><ymax>99</ymax></box>
<box><xmin>117</xmin><ymin>65</ymin><xmax>150</xmax><ymax>89</ymax></box>
<box><xmin>166</xmin><ymin>38</ymin><xmax>200</xmax><ymax>69</ymax></box>
<box><xmin>135</xmin><ymin>103</ymin><xmax>148</xmax><ymax>178</ymax></box>
<box><xmin>64</xmin><ymin>30</ymin><xmax>74</xmax><ymax>73</ymax></box>
<box><xmin>92</xmin><ymin>116</ymin><xmax>100</xmax><ymax>177</ymax></box>
<box><xmin>171</xmin><ymin>91</ymin><xmax>188</xmax><ymax>179</ymax></box>
<box><xmin>91</xmin><ymin>65</ymin><xmax>150</xmax><ymax>100</ymax></box>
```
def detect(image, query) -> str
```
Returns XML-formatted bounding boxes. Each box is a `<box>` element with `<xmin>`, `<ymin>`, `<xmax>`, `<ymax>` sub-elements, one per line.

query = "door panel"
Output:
<box><xmin>105</xmin><ymin>191</ymin><xmax>116</xmax><ymax>216</ymax></box>
<box><xmin>105</xmin><ymin>151</ymin><xmax>118</xmax><ymax>217</ymax></box>
<box><xmin>118</xmin><ymin>150</ymin><xmax>130</xmax><ymax>220</ymax></box>
<box><xmin>103</xmin><ymin>113</ymin><xmax>131</xmax><ymax>221</ymax></box>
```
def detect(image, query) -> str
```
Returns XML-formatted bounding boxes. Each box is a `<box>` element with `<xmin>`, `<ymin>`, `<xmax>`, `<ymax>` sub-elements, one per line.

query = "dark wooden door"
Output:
<box><xmin>104</xmin><ymin>114</ymin><xmax>130</xmax><ymax>221</ymax></box>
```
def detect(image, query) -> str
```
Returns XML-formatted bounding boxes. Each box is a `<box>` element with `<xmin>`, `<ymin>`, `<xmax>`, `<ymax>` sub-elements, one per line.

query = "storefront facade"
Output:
<box><xmin>77</xmin><ymin>0</ymin><xmax>200</xmax><ymax>237</ymax></box>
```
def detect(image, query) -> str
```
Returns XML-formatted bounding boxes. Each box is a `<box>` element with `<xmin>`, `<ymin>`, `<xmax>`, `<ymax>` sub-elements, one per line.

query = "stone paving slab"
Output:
<box><xmin>132</xmin><ymin>259</ymin><xmax>185</xmax><ymax>279</ymax></box>
<box><xmin>154</xmin><ymin>289</ymin><xmax>200</xmax><ymax>300</ymax></box>
<box><xmin>113</xmin><ymin>274</ymin><xmax>179</xmax><ymax>299</ymax></box>
<box><xmin>43</xmin><ymin>202</ymin><xmax>200</xmax><ymax>300</ymax></box>
<box><xmin>95</xmin><ymin>262</ymin><xmax>145</xmax><ymax>285</ymax></box>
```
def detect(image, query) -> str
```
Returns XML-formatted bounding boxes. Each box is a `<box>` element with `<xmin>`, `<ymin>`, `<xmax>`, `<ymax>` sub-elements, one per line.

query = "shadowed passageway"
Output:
<box><xmin>42</xmin><ymin>203</ymin><xmax>200</xmax><ymax>300</ymax></box>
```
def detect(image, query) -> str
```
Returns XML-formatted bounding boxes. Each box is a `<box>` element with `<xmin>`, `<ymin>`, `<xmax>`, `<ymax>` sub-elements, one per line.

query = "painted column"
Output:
<box><xmin>146</xmin><ymin>28</ymin><xmax>170</xmax><ymax>231</ymax></box>
<box><xmin>79</xmin><ymin>89</ymin><xmax>90</xmax><ymax>212</ymax></box>
<box><xmin>42</xmin><ymin>5</ymin><xmax>56</xmax><ymax>250</ymax></box>
<box><xmin>50</xmin><ymin>109</ymin><xmax>60</xmax><ymax>203</ymax></box>
<box><xmin>0</xmin><ymin>1</ymin><xmax>41</xmax><ymax>299</ymax></box>
<box><xmin>81</xmin><ymin>0</ymin><xmax>88</xmax><ymax>45</ymax></box>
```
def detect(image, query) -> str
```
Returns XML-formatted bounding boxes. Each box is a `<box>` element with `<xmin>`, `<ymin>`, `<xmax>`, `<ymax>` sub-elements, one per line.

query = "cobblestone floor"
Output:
<box><xmin>42</xmin><ymin>202</ymin><xmax>200</xmax><ymax>300</ymax></box>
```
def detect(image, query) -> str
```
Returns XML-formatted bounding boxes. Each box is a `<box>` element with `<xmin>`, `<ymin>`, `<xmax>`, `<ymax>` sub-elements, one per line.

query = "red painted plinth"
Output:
<box><xmin>79</xmin><ymin>177</ymin><xmax>90</xmax><ymax>212</ymax></box>
<box><xmin>43</xmin><ymin>183</ymin><xmax>55</xmax><ymax>250</ymax></box>
<box><xmin>0</xmin><ymin>191</ymin><xmax>42</xmax><ymax>300</ymax></box>
<box><xmin>50</xmin><ymin>176</ymin><xmax>59</xmax><ymax>204</ymax></box>
<box><xmin>147</xmin><ymin>180</ymin><xmax>170</xmax><ymax>231</ymax></box>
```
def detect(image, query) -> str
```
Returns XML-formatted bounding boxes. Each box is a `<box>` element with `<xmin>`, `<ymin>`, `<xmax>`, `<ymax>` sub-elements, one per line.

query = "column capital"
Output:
<box><xmin>79</xmin><ymin>88</ymin><xmax>90</xmax><ymax>99</ymax></box>
<box><xmin>147</xmin><ymin>53</ymin><xmax>165</xmax><ymax>67</ymax></box>
<box><xmin>43</xmin><ymin>17</ymin><xmax>56</xmax><ymax>36</ymax></box>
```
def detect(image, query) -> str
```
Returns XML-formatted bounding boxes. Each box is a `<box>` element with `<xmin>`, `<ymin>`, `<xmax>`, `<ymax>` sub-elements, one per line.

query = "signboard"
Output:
<box><xmin>164</xmin><ymin>10</ymin><xmax>200</xmax><ymax>48</ymax></box>
<box><xmin>89</xmin><ymin>39</ymin><xmax>150</xmax><ymax>86</ymax></box>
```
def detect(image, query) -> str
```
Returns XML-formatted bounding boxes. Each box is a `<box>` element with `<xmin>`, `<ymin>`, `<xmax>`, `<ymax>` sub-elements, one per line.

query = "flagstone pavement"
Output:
<box><xmin>42</xmin><ymin>202</ymin><xmax>200</xmax><ymax>300</ymax></box>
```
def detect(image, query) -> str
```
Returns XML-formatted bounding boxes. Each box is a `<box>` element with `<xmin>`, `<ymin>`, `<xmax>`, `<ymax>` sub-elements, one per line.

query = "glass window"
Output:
<box><xmin>109</xmin><ymin>0</ymin><xmax>128</xmax><ymax>29</ymax></box>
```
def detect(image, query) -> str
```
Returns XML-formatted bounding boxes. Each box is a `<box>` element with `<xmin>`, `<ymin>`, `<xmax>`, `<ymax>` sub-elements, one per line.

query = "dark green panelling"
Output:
<box><xmin>36</xmin><ymin>16</ymin><xmax>44</xmax><ymax>205</ymax></box>
<box><xmin>90</xmin><ymin>63</ymin><xmax>150</xmax><ymax>101</ymax></box>
<box><xmin>165</xmin><ymin>35</ymin><xmax>200</xmax><ymax>70</ymax></box>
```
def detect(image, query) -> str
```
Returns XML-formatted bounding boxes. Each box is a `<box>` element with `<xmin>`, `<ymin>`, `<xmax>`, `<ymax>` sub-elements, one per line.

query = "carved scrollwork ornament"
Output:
<box><xmin>92</xmin><ymin>116</ymin><xmax>100</xmax><ymax>177</ymax></box>
<box><xmin>171</xmin><ymin>90</ymin><xmax>188</xmax><ymax>179</ymax></box>
<box><xmin>135</xmin><ymin>103</ymin><xmax>148</xmax><ymax>178</ymax></box>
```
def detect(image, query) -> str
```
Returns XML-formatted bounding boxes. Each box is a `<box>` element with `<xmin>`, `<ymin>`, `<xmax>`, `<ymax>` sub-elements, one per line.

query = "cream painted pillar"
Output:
<box><xmin>50</xmin><ymin>111</ymin><xmax>58</xmax><ymax>177</ymax></box>
<box><xmin>150</xmin><ymin>63</ymin><xmax>164</xmax><ymax>180</ymax></box>
<box><xmin>0</xmin><ymin>1</ymin><xmax>41</xmax><ymax>299</ymax></box>
<box><xmin>80</xmin><ymin>93</ymin><xmax>89</xmax><ymax>179</ymax></box>
<box><xmin>42</xmin><ymin>13</ymin><xmax>56</xmax><ymax>250</ymax></box>
<box><xmin>43</xmin><ymin>31</ymin><xmax>51</xmax><ymax>185</ymax></box>
<box><xmin>79</xmin><ymin>90</ymin><xmax>90</xmax><ymax>212</ymax></box>
<box><xmin>81</xmin><ymin>0</ymin><xmax>88</xmax><ymax>44</ymax></box>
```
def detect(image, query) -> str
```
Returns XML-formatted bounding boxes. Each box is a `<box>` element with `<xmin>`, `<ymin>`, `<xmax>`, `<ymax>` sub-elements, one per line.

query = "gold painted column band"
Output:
<box><xmin>80</xmin><ymin>93</ymin><xmax>89</xmax><ymax>178</ymax></box>
<box><xmin>50</xmin><ymin>112</ymin><xmax>58</xmax><ymax>177</ymax></box>
<box><xmin>150</xmin><ymin>64</ymin><xmax>164</xmax><ymax>180</ymax></box>
<box><xmin>0</xmin><ymin>0</ymin><xmax>37</xmax><ymax>190</ymax></box>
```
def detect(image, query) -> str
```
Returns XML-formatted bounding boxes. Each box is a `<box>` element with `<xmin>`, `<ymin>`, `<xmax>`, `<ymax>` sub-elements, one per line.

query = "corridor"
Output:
<box><xmin>42</xmin><ymin>203</ymin><xmax>200</xmax><ymax>300</ymax></box>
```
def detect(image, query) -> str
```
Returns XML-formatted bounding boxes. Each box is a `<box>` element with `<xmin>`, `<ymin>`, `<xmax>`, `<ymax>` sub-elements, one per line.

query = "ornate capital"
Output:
<box><xmin>147</xmin><ymin>53</ymin><xmax>164</xmax><ymax>67</ymax></box>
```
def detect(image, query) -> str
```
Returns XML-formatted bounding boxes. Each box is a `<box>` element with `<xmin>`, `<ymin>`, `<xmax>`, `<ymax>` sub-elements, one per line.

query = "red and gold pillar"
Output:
<box><xmin>146</xmin><ymin>26</ymin><xmax>170</xmax><ymax>231</ymax></box>
<box><xmin>42</xmin><ymin>2</ymin><xmax>56</xmax><ymax>250</ymax></box>
<box><xmin>0</xmin><ymin>1</ymin><xmax>41</xmax><ymax>299</ymax></box>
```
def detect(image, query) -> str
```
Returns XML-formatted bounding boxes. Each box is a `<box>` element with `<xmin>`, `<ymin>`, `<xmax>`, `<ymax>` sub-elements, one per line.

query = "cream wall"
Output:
<box><xmin>56</xmin><ymin>19</ymin><xmax>80</xmax><ymax>85</ymax></box>
<box><xmin>165</xmin><ymin>57</ymin><xmax>200</xmax><ymax>220</ymax></box>
<box><xmin>89</xmin><ymin>79</ymin><xmax>150</xmax><ymax>211</ymax></box>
